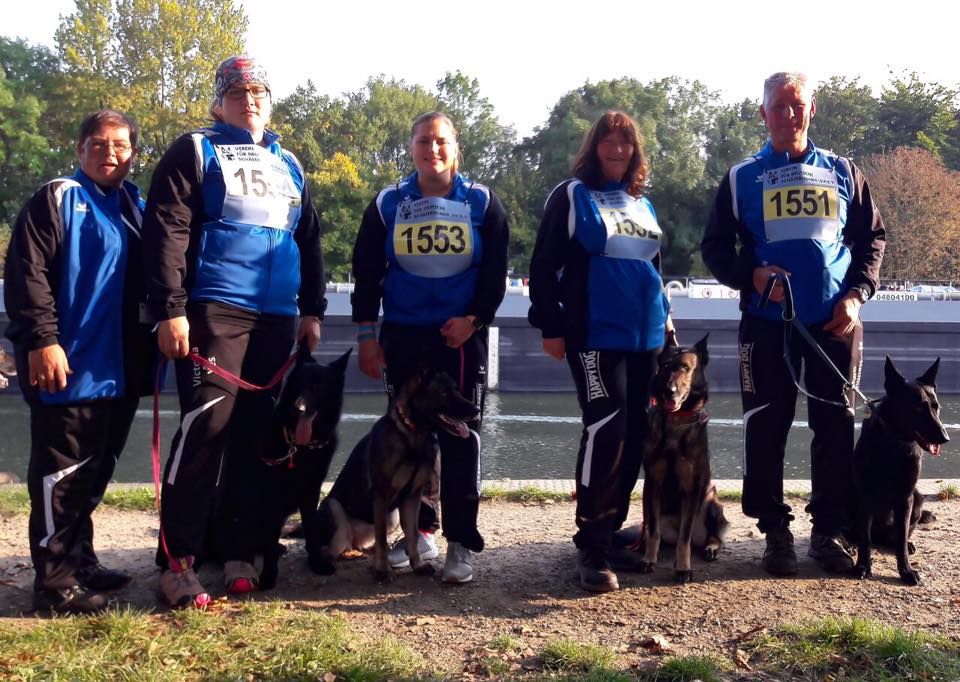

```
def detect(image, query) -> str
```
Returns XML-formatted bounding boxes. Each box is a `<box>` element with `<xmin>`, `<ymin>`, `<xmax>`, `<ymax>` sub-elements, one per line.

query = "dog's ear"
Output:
<box><xmin>884</xmin><ymin>355</ymin><xmax>906</xmax><ymax>392</ymax></box>
<box><xmin>694</xmin><ymin>334</ymin><xmax>710</xmax><ymax>366</ymax></box>
<box><xmin>331</xmin><ymin>348</ymin><xmax>352</xmax><ymax>375</ymax></box>
<box><xmin>918</xmin><ymin>357</ymin><xmax>941</xmax><ymax>388</ymax></box>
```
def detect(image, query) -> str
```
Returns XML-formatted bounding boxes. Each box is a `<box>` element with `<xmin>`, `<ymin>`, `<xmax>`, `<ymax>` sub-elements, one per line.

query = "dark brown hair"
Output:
<box><xmin>78</xmin><ymin>109</ymin><xmax>139</xmax><ymax>149</ymax></box>
<box><xmin>572</xmin><ymin>111</ymin><xmax>648</xmax><ymax>197</ymax></box>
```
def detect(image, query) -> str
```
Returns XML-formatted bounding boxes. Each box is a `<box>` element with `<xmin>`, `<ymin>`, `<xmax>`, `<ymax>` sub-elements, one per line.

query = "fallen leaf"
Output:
<box><xmin>638</xmin><ymin>634</ymin><xmax>674</xmax><ymax>655</ymax></box>
<box><xmin>521</xmin><ymin>648</ymin><xmax>534</xmax><ymax>657</ymax></box>
<box><xmin>340</xmin><ymin>548</ymin><xmax>364</xmax><ymax>559</ymax></box>
<box><xmin>734</xmin><ymin>624</ymin><xmax>768</xmax><ymax>642</ymax></box>
<box><xmin>734</xmin><ymin>649</ymin><xmax>752</xmax><ymax>670</ymax></box>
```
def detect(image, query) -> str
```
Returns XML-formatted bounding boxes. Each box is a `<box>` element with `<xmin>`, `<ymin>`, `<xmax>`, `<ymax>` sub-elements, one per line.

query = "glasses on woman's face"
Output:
<box><xmin>87</xmin><ymin>139</ymin><xmax>134</xmax><ymax>156</ymax></box>
<box><xmin>224</xmin><ymin>85</ymin><xmax>270</xmax><ymax>101</ymax></box>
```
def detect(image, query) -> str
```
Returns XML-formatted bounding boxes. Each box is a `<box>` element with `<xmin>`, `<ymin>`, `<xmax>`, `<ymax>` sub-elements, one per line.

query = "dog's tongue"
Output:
<box><xmin>930</xmin><ymin>442</ymin><xmax>942</xmax><ymax>457</ymax></box>
<box><xmin>295</xmin><ymin>413</ymin><xmax>316</xmax><ymax>446</ymax></box>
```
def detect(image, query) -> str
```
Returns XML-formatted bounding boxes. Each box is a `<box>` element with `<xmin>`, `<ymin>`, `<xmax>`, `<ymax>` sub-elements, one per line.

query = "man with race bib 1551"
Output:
<box><xmin>701</xmin><ymin>72</ymin><xmax>885</xmax><ymax>577</ymax></box>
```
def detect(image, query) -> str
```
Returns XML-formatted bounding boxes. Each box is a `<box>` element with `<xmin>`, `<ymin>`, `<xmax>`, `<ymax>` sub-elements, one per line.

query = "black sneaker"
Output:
<box><xmin>82</xmin><ymin>565</ymin><xmax>132</xmax><ymax>591</ymax></box>
<box><xmin>577</xmin><ymin>550</ymin><xmax>619</xmax><ymax>592</ymax></box>
<box><xmin>33</xmin><ymin>585</ymin><xmax>108</xmax><ymax>614</ymax></box>
<box><xmin>808</xmin><ymin>532</ymin><xmax>855</xmax><ymax>573</ymax></box>
<box><xmin>763</xmin><ymin>526</ymin><xmax>798</xmax><ymax>576</ymax></box>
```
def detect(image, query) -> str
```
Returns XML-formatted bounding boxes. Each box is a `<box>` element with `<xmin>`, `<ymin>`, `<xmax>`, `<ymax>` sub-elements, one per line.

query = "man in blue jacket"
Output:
<box><xmin>701</xmin><ymin>72</ymin><xmax>885</xmax><ymax>577</ymax></box>
<box><xmin>5</xmin><ymin>110</ymin><xmax>156</xmax><ymax>613</ymax></box>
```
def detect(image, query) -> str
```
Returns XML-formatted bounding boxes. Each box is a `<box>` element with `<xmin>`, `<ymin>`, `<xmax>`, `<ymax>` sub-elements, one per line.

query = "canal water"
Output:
<box><xmin>2</xmin><ymin>393</ymin><xmax>959</xmax><ymax>483</ymax></box>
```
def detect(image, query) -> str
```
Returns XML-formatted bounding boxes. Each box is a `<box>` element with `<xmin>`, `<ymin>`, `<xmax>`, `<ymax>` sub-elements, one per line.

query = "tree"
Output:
<box><xmin>878</xmin><ymin>73</ymin><xmax>958</xmax><ymax>160</ymax></box>
<box><xmin>810</xmin><ymin>76</ymin><xmax>880</xmax><ymax>160</ymax></box>
<box><xmin>863</xmin><ymin>146</ymin><xmax>960</xmax><ymax>280</ymax></box>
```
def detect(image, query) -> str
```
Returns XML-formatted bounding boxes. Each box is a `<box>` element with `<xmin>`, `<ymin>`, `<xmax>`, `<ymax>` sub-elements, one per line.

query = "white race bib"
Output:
<box><xmin>214</xmin><ymin>144</ymin><xmax>300</xmax><ymax>230</ymax></box>
<box><xmin>761</xmin><ymin>164</ymin><xmax>840</xmax><ymax>243</ymax></box>
<box><xmin>591</xmin><ymin>190</ymin><xmax>661</xmax><ymax>261</ymax></box>
<box><xmin>393</xmin><ymin>196</ymin><xmax>473</xmax><ymax>278</ymax></box>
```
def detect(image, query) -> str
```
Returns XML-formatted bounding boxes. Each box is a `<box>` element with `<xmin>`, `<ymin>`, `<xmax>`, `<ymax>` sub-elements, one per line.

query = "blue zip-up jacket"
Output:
<box><xmin>4</xmin><ymin>170</ymin><xmax>147</xmax><ymax>404</ymax></box>
<box><xmin>352</xmin><ymin>172</ymin><xmax>509</xmax><ymax>327</ymax></box>
<box><xmin>142</xmin><ymin>122</ymin><xmax>326</xmax><ymax>321</ymax></box>
<box><xmin>528</xmin><ymin>179</ymin><xmax>670</xmax><ymax>352</ymax></box>
<box><xmin>702</xmin><ymin>140</ymin><xmax>885</xmax><ymax>325</ymax></box>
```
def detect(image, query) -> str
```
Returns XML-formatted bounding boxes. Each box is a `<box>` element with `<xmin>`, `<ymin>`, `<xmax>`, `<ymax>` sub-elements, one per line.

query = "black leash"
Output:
<box><xmin>758</xmin><ymin>273</ymin><xmax>875</xmax><ymax>412</ymax></box>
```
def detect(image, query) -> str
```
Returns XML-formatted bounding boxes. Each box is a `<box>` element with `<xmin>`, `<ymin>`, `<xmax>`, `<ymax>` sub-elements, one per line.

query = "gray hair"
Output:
<box><xmin>763</xmin><ymin>72</ymin><xmax>814</xmax><ymax>108</ymax></box>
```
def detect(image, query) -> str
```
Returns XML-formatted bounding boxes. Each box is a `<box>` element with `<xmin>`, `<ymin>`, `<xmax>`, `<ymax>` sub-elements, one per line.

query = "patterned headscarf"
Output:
<box><xmin>215</xmin><ymin>56</ymin><xmax>271</xmax><ymax>99</ymax></box>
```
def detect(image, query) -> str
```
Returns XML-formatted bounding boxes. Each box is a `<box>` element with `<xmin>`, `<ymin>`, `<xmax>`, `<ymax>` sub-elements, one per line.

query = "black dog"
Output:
<box><xmin>252</xmin><ymin>344</ymin><xmax>351</xmax><ymax>590</ymax></box>
<box><xmin>310</xmin><ymin>366</ymin><xmax>478</xmax><ymax>582</ymax></box>
<box><xmin>852</xmin><ymin>356</ymin><xmax>949</xmax><ymax>585</ymax></box>
<box><xmin>637</xmin><ymin>335</ymin><xmax>729</xmax><ymax>583</ymax></box>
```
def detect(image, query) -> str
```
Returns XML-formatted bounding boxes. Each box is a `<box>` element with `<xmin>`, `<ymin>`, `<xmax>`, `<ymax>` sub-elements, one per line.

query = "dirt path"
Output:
<box><xmin>2</xmin><ymin>497</ymin><xmax>958</xmax><ymax>677</ymax></box>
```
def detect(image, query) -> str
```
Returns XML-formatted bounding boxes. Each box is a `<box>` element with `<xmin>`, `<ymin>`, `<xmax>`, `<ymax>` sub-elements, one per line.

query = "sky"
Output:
<box><xmin>5</xmin><ymin>0</ymin><xmax>958</xmax><ymax>138</ymax></box>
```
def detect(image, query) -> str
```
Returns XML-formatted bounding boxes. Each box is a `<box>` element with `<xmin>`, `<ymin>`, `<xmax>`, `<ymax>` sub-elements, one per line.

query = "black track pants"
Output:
<box><xmin>738</xmin><ymin>314</ymin><xmax>862</xmax><ymax>535</ymax></box>
<box><xmin>380</xmin><ymin>322</ymin><xmax>486</xmax><ymax>553</ymax></box>
<box><xmin>159</xmin><ymin>301</ymin><xmax>294</xmax><ymax>564</ymax></box>
<box><xmin>27</xmin><ymin>397</ymin><xmax>138</xmax><ymax>591</ymax></box>
<box><xmin>567</xmin><ymin>348</ymin><xmax>658</xmax><ymax>553</ymax></box>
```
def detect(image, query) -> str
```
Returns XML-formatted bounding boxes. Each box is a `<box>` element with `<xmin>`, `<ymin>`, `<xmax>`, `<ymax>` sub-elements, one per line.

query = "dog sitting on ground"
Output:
<box><xmin>633</xmin><ymin>335</ymin><xmax>729</xmax><ymax>583</ymax></box>
<box><xmin>250</xmin><ymin>344</ymin><xmax>351</xmax><ymax>590</ymax></box>
<box><xmin>852</xmin><ymin>356</ymin><xmax>949</xmax><ymax>586</ymax></box>
<box><xmin>309</xmin><ymin>365</ymin><xmax>478</xmax><ymax>582</ymax></box>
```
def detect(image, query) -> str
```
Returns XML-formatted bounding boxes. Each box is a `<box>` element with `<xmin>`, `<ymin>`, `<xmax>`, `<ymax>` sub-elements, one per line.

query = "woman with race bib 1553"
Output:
<box><xmin>142</xmin><ymin>56</ymin><xmax>325</xmax><ymax>608</ymax></box>
<box><xmin>351</xmin><ymin>111</ymin><xmax>509</xmax><ymax>584</ymax></box>
<box><xmin>528</xmin><ymin>111</ymin><xmax>676</xmax><ymax>593</ymax></box>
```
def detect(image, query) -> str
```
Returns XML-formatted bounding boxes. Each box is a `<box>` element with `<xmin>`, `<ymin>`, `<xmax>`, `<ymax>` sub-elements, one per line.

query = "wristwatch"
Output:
<box><xmin>850</xmin><ymin>286</ymin><xmax>869</xmax><ymax>304</ymax></box>
<box><xmin>470</xmin><ymin>316</ymin><xmax>485</xmax><ymax>330</ymax></box>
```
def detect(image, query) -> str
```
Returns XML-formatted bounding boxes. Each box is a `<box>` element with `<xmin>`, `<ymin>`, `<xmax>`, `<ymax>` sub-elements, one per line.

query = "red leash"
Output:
<box><xmin>151</xmin><ymin>351</ymin><xmax>296</xmax><ymax>561</ymax></box>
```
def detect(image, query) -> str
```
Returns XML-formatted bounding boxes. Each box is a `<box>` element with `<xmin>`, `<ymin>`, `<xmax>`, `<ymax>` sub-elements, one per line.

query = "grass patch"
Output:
<box><xmin>939</xmin><ymin>483</ymin><xmax>960</xmax><ymax>500</ymax></box>
<box><xmin>654</xmin><ymin>655</ymin><xmax>727</xmax><ymax>681</ymax></box>
<box><xmin>541</xmin><ymin>638</ymin><xmax>616</xmax><ymax>674</ymax></box>
<box><xmin>488</xmin><ymin>633</ymin><xmax>522</xmax><ymax>653</ymax></box>
<box><xmin>0</xmin><ymin>486</ymin><xmax>157</xmax><ymax>515</ymax></box>
<box><xmin>0</xmin><ymin>601</ymin><xmax>423</xmax><ymax>681</ymax></box>
<box><xmin>747</xmin><ymin>616</ymin><xmax>960</xmax><ymax>681</ymax></box>
<box><xmin>0</xmin><ymin>487</ymin><xmax>29</xmax><ymax>515</ymax></box>
<box><xmin>481</xmin><ymin>484</ymin><xmax>569</xmax><ymax>503</ymax></box>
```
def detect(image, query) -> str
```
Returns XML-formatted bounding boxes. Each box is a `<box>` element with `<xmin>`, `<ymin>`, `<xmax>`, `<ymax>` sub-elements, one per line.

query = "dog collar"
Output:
<box><xmin>265</xmin><ymin>426</ymin><xmax>329</xmax><ymax>468</ymax></box>
<box><xmin>664</xmin><ymin>409</ymin><xmax>709</xmax><ymax>425</ymax></box>
<box><xmin>395</xmin><ymin>400</ymin><xmax>417</xmax><ymax>431</ymax></box>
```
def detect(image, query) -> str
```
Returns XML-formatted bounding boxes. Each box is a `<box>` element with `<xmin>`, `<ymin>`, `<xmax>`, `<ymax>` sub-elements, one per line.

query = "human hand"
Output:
<box><xmin>28</xmin><ymin>344</ymin><xmax>72</xmax><ymax>393</ymax></box>
<box><xmin>752</xmin><ymin>265</ymin><xmax>791</xmax><ymax>303</ymax></box>
<box><xmin>543</xmin><ymin>338</ymin><xmax>566</xmax><ymax>360</ymax></box>
<box><xmin>440</xmin><ymin>316</ymin><xmax>475</xmax><ymax>349</ymax></box>
<box><xmin>823</xmin><ymin>292</ymin><xmax>861</xmax><ymax>336</ymax></box>
<box><xmin>297</xmin><ymin>316</ymin><xmax>322</xmax><ymax>351</ymax></box>
<box><xmin>158</xmin><ymin>316</ymin><xmax>190</xmax><ymax>359</ymax></box>
<box><xmin>358</xmin><ymin>338</ymin><xmax>385</xmax><ymax>379</ymax></box>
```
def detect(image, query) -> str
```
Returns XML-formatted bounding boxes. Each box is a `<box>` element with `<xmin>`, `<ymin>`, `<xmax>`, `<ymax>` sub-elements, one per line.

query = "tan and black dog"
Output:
<box><xmin>311</xmin><ymin>366</ymin><xmax>478</xmax><ymax>582</ymax></box>
<box><xmin>637</xmin><ymin>334</ymin><xmax>729</xmax><ymax>583</ymax></box>
<box><xmin>852</xmin><ymin>356</ymin><xmax>949</xmax><ymax>585</ymax></box>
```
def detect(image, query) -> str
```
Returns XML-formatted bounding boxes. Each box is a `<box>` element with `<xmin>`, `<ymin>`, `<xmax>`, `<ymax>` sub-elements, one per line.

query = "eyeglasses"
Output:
<box><xmin>224</xmin><ymin>85</ymin><xmax>270</xmax><ymax>101</ymax></box>
<box><xmin>87</xmin><ymin>139</ymin><xmax>134</xmax><ymax>155</ymax></box>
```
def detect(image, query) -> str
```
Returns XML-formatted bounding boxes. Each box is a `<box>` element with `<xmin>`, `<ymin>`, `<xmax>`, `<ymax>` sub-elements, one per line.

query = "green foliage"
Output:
<box><xmin>540</xmin><ymin>638</ymin><xmax>617</xmax><ymax>673</ymax></box>
<box><xmin>654</xmin><ymin>655</ymin><xmax>726</xmax><ymax>681</ymax></box>
<box><xmin>748</xmin><ymin>616</ymin><xmax>960</xmax><ymax>680</ymax></box>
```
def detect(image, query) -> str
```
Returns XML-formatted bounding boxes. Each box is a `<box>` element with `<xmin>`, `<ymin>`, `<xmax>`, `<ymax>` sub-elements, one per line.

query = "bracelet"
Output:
<box><xmin>357</xmin><ymin>333</ymin><xmax>376</xmax><ymax>343</ymax></box>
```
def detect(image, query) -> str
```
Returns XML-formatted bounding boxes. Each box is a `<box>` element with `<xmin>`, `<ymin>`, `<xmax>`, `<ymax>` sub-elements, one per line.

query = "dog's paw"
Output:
<box><xmin>373</xmin><ymin>568</ymin><xmax>396</xmax><ymax>584</ymax></box>
<box><xmin>673</xmin><ymin>570</ymin><xmax>694</xmax><ymax>584</ymax></box>
<box><xmin>899</xmin><ymin>568</ymin><xmax>921</xmax><ymax>586</ymax></box>
<box><xmin>907</xmin><ymin>541</ymin><xmax>916</xmax><ymax>555</ymax></box>
<box><xmin>702</xmin><ymin>547</ymin><xmax>720</xmax><ymax>562</ymax></box>
<box><xmin>412</xmin><ymin>563</ymin><xmax>436</xmax><ymax>577</ymax></box>
<box><xmin>639</xmin><ymin>561</ymin><xmax>656</xmax><ymax>574</ymax></box>
<box><xmin>851</xmin><ymin>563</ymin><xmax>871</xmax><ymax>580</ymax></box>
<box><xmin>308</xmin><ymin>556</ymin><xmax>336</xmax><ymax>576</ymax></box>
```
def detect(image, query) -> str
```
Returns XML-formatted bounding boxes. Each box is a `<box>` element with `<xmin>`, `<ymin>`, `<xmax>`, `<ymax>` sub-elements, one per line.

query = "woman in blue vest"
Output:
<box><xmin>142</xmin><ymin>56</ymin><xmax>326</xmax><ymax>608</ymax></box>
<box><xmin>528</xmin><ymin>111</ymin><xmax>676</xmax><ymax>593</ymax></box>
<box><xmin>351</xmin><ymin>111</ymin><xmax>509</xmax><ymax>584</ymax></box>
<box><xmin>5</xmin><ymin>109</ymin><xmax>156</xmax><ymax>613</ymax></box>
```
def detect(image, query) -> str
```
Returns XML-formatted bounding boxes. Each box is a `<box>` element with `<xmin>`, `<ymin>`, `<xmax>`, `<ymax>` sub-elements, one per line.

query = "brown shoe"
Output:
<box><xmin>159</xmin><ymin>558</ymin><xmax>211</xmax><ymax>609</ymax></box>
<box><xmin>577</xmin><ymin>550</ymin><xmax>619</xmax><ymax>592</ymax></box>
<box><xmin>763</xmin><ymin>527</ymin><xmax>798</xmax><ymax>576</ymax></box>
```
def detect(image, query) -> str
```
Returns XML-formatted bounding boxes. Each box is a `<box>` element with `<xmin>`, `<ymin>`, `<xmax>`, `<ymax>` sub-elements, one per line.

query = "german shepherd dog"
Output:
<box><xmin>852</xmin><ymin>356</ymin><xmax>948</xmax><ymax>585</ymax></box>
<box><xmin>252</xmin><ymin>344</ymin><xmax>351</xmax><ymax>590</ymax></box>
<box><xmin>310</xmin><ymin>366</ymin><xmax>478</xmax><ymax>582</ymax></box>
<box><xmin>638</xmin><ymin>335</ymin><xmax>729</xmax><ymax>583</ymax></box>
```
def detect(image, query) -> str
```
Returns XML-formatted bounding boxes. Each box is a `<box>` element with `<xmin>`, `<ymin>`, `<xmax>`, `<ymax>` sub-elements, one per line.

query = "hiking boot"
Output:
<box><xmin>442</xmin><ymin>541</ymin><xmax>474</xmax><ymax>584</ymax></box>
<box><xmin>33</xmin><ymin>585</ymin><xmax>108</xmax><ymax>614</ymax></box>
<box><xmin>577</xmin><ymin>550</ymin><xmax>619</xmax><ymax>592</ymax></box>
<box><xmin>763</xmin><ymin>527</ymin><xmax>798</xmax><ymax>576</ymax></box>
<box><xmin>158</xmin><ymin>558</ymin><xmax>211</xmax><ymax>609</ymax></box>
<box><xmin>809</xmin><ymin>532</ymin><xmax>855</xmax><ymax>573</ymax></box>
<box><xmin>388</xmin><ymin>531</ymin><xmax>439</xmax><ymax>569</ymax></box>
<box><xmin>81</xmin><ymin>564</ymin><xmax>132</xmax><ymax>592</ymax></box>
<box><xmin>224</xmin><ymin>560</ymin><xmax>259</xmax><ymax>595</ymax></box>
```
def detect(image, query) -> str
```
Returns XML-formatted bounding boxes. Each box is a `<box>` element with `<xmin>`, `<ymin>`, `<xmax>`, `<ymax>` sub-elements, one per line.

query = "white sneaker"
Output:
<box><xmin>442</xmin><ymin>541</ymin><xmax>474</xmax><ymax>584</ymax></box>
<box><xmin>387</xmin><ymin>531</ymin><xmax>439</xmax><ymax>569</ymax></box>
